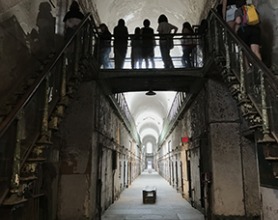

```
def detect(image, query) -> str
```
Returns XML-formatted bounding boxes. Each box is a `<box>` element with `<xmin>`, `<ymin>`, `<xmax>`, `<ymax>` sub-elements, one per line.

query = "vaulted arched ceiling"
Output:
<box><xmin>94</xmin><ymin>0</ymin><xmax>216</xmax><ymax>32</ymax></box>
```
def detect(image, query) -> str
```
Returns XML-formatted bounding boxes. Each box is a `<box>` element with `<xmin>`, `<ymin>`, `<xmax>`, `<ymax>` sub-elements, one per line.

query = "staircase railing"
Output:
<box><xmin>0</xmin><ymin>13</ymin><xmax>97</xmax><ymax>205</ymax></box>
<box><xmin>207</xmin><ymin>9</ymin><xmax>278</xmax><ymax>142</ymax></box>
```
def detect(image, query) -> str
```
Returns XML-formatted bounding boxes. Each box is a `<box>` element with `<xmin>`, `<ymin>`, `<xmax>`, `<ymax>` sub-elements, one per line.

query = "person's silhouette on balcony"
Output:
<box><xmin>141</xmin><ymin>19</ymin><xmax>156</xmax><ymax>68</ymax></box>
<box><xmin>157</xmin><ymin>14</ymin><xmax>178</xmax><ymax>68</ymax></box>
<box><xmin>98</xmin><ymin>23</ymin><xmax>112</xmax><ymax>69</ymax></box>
<box><xmin>113</xmin><ymin>19</ymin><xmax>129</xmax><ymax>69</ymax></box>
<box><xmin>131</xmin><ymin>27</ymin><xmax>142</xmax><ymax>69</ymax></box>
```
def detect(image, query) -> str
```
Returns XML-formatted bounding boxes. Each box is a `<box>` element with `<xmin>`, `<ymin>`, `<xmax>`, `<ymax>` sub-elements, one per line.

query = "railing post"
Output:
<box><xmin>88</xmin><ymin>24</ymin><xmax>93</xmax><ymax>57</ymax></box>
<box><xmin>38</xmin><ymin>76</ymin><xmax>51</xmax><ymax>144</ymax></box>
<box><xmin>73</xmin><ymin>35</ymin><xmax>80</xmax><ymax>78</ymax></box>
<box><xmin>224</xmin><ymin>30</ymin><xmax>231</xmax><ymax>74</ymax></box>
<box><xmin>11</xmin><ymin>111</ymin><xmax>24</xmax><ymax>191</ymax></box>
<box><xmin>260</xmin><ymin>70</ymin><xmax>273</xmax><ymax>141</ymax></box>
<box><xmin>49</xmin><ymin>55</ymin><xmax>68</xmax><ymax>130</ymax></box>
<box><xmin>214</xmin><ymin>18</ymin><xmax>219</xmax><ymax>55</ymax></box>
<box><xmin>239</xmin><ymin>49</ymin><xmax>246</xmax><ymax>96</ymax></box>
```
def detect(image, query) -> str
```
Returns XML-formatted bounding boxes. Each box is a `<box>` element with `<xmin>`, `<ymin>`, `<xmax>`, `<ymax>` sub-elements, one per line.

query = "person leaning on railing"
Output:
<box><xmin>97</xmin><ymin>23</ymin><xmax>112</xmax><ymax>69</ymax></box>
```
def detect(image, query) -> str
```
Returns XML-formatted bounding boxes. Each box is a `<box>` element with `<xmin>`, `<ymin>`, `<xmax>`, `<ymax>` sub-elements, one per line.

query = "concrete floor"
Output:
<box><xmin>102</xmin><ymin>170</ymin><xmax>205</xmax><ymax>220</ymax></box>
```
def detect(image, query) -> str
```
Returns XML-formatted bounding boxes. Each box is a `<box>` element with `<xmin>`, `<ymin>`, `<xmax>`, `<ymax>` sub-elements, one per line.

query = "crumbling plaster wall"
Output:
<box><xmin>206</xmin><ymin>78</ymin><xmax>260</xmax><ymax>218</ymax></box>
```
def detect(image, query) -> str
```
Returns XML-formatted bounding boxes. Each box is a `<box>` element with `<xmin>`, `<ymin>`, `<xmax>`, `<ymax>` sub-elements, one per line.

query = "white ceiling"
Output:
<box><xmin>94</xmin><ymin>0</ymin><xmax>216</xmax><ymax>151</ymax></box>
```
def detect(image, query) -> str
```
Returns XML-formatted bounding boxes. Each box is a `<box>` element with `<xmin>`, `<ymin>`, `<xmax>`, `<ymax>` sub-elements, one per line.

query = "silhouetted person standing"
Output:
<box><xmin>63</xmin><ymin>1</ymin><xmax>84</xmax><ymax>40</ymax></box>
<box><xmin>113</xmin><ymin>19</ymin><xmax>129</xmax><ymax>69</ymax></box>
<box><xmin>141</xmin><ymin>19</ymin><xmax>155</xmax><ymax>68</ymax></box>
<box><xmin>36</xmin><ymin>2</ymin><xmax>55</xmax><ymax>57</ymax></box>
<box><xmin>63</xmin><ymin>1</ymin><xmax>84</xmax><ymax>77</ymax></box>
<box><xmin>98</xmin><ymin>23</ymin><xmax>112</xmax><ymax>69</ymax></box>
<box><xmin>157</xmin><ymin>14</ymin><xmax>178</xmax><ymax>68</ymax></box>
<box><xmin>131</xmin><ymin>27</ymin><xmax>142</xmax><ymax>69</ymax></box>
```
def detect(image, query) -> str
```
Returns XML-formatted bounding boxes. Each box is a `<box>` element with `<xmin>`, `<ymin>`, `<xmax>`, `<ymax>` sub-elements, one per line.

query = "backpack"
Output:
<box><xmin>242</xmin><ymin>4</ymin><xmax>260</xmax><ymax>26</ymax></box>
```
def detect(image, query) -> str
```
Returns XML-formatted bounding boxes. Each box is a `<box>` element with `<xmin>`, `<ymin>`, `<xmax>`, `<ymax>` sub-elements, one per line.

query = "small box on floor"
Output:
<box><xmin>142</xmin><ymin>186</ymin><xmax>156</xmax><ymax>204</ymax></box>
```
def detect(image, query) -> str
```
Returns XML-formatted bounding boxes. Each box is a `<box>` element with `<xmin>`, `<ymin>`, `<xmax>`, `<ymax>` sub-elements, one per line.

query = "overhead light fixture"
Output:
<box><xmin>145</xmin><ymin>90</ymin><xmax>156</xmax><ymax>96</ymax></box>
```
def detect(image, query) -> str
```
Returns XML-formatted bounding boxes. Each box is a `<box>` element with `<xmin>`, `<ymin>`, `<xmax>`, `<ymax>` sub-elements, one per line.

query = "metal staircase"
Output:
<box><xmin>0</xmin><ymin>13</ymin><xmax>97</xmax><ymax>208</ymax></box>
<box><xmin>207</xmin><ymin>9</ymin><xmax>278</xmax><ymax>179</ymax></box>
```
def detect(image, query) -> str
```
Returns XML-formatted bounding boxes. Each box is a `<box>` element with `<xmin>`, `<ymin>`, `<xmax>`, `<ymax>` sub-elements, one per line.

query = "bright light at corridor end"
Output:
<box><xmin>124</xmin><ymin>91</ymin><xmax>176</xmax><ymax>144</ymax></box>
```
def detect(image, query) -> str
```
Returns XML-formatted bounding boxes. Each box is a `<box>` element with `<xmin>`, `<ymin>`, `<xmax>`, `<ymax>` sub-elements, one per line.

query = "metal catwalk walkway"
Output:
<box><xmin>102</xmin><ymin>170</ymin><xmax>205</xmax><ymax>220</ymax></box>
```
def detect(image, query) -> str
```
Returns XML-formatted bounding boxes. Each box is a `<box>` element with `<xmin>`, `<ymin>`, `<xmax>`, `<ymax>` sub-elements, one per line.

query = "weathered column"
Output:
<box><xmin>55</xmin><ymin>81</ymin><xmax>99</xmax><ymax>220</ymax></box>
<box><xmin>207</xmin><ymin>79</ymin><xmax>260</xmax><ymax>219</ymax></box>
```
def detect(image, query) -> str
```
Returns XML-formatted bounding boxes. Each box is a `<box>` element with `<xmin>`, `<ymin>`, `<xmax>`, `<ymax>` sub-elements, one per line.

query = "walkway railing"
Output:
<box><xmin>96</xmin><ymin>33</ymin><xmax>205</xmax><ymax>70</ymax></box>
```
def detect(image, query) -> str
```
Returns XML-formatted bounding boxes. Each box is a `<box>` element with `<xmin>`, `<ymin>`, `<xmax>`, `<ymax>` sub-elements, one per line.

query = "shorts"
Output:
<box><xmin>237</xmin><ymin>25</ymin><xmax>261</xmax><ymax>46</ymax></box>
<box><xmin>226</xmin><ymin>5</ymin><xmax>237</xmax><ymax>22</ymax></box>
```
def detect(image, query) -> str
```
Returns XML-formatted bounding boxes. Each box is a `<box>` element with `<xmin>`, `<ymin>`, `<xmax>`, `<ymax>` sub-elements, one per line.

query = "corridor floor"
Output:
<box><xmin>101</xmin><ymin>170</ymin><xmax>205</xmax><ymax>220</ymax></box>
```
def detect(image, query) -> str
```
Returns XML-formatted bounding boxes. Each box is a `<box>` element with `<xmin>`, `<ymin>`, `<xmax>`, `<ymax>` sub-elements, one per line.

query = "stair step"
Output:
<box><xmin>265</xmin><ymin>157</ymin><xmax>278</xmax><ymax>161</ymax></box>
<box><xmin>242</xmin><ymin>128</ymin><xmax>255</xmax><ymax>139</ymax></box>
<box><xmin>249</xmin><ymin>124</ymin><xmax>262</xmax><ymax>129</ymax></box>
<box><xmin>33</xmin><ymin>193</ymin><xmax>45</xmax><ymax>198</ymax></box>
<box><xmin>263</xmin><ymin>144</ymin><xmax>278</xmax><ymax>160</ymax></box>
<box><xmin>20</xmin><ymin>176</ymin><xmax>38</xmax><ymax>182</ymax></box>
<box><xmin>231</xmin><ymin>89</ymin><xmax>240</xmax><ymax>96</ymax></box>
<box><xmin>238</xmin><ymin>99</ymin><xmax>252</xmax><ymax>105</ymax></box>
<box><xmin>257</xmin><ymin>134</ymin><xmax>276</xmax><ymax>143</ymax></box>
<box><xmin>242</xmin><ymin>112</ymin><xmax>258</xmax><ymax>117</ymax></box>
<box><xmin>272</xmin><ymin>162</ymin><xmax>278</xmax><ymax>178</ymax></box>
<box><xmin>3</xmin><ymin>194</ymin><xmax>27</xmax><ymax>206</ymax></box>
<box><xmin>26</xmin><ymin>157</ymin><xmax>46</xmax><ymax>162</ymax></box>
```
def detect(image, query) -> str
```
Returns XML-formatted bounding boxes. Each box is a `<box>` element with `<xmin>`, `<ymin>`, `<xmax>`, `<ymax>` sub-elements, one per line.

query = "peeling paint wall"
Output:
<box><xmin>55</xmin><ymin>82</ymin><xmax>142</xmax><ymax>219</ymax></box>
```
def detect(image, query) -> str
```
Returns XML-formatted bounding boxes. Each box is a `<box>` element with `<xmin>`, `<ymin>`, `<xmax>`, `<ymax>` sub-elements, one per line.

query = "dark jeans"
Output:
<box><xmin>100</xmin><ymin>47</ymin><xmax>112</xmax><ymax>69</ymax></box>
<box><xmin>182</xmin><ymin>47</ymin><xmax>192</xmax><ymax>68</ymax></box>
<box><xmin>159</xmin><ymin>40</ymin><xmax>174</xmax><ymax>68</ymax></box>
